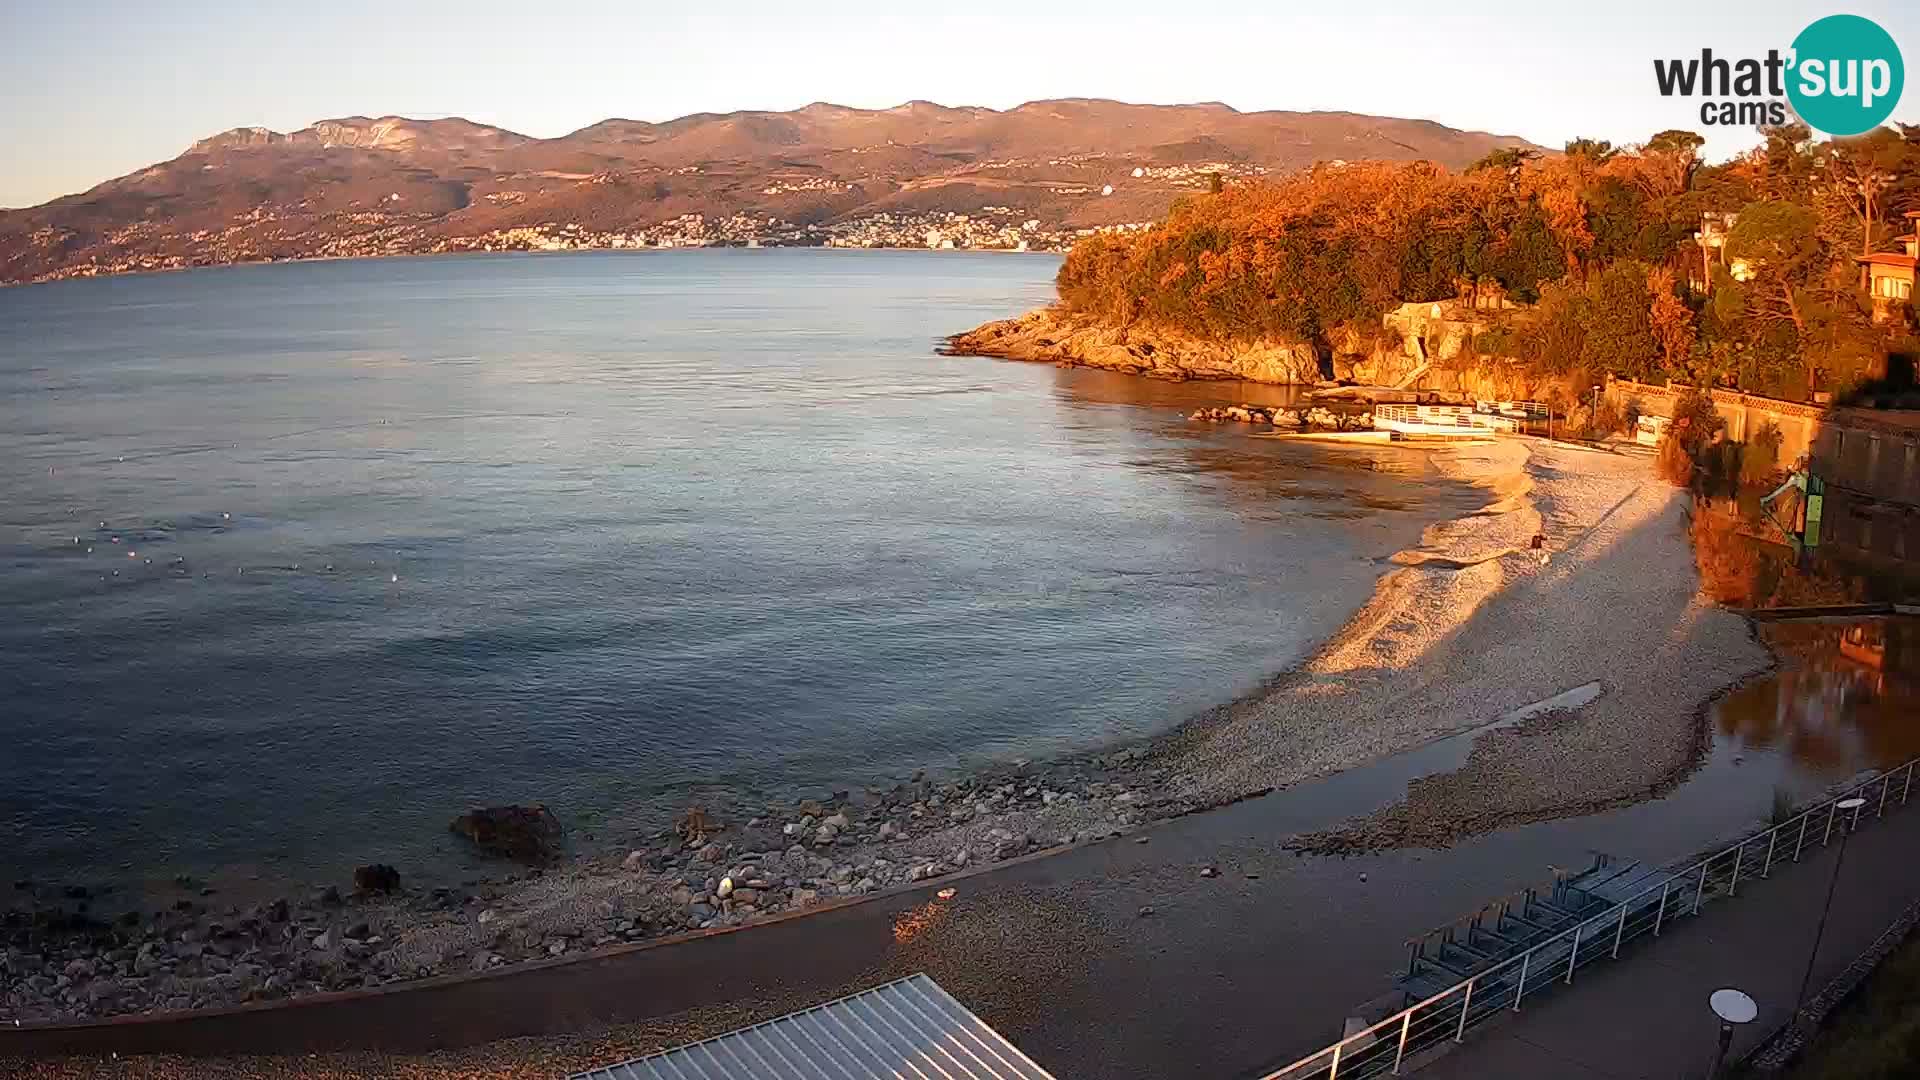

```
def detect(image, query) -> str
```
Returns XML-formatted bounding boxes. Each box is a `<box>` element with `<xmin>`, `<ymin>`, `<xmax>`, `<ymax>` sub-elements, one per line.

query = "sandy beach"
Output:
<box><xmin>1</xmin><ymin>434</ymin><xmax>1775</xmax><ymax>1029</ymax></box>
<box><xmin>1172</xmin><ymin>437</ymin><xmax>1772</xmax><ymax>842</ymax></box>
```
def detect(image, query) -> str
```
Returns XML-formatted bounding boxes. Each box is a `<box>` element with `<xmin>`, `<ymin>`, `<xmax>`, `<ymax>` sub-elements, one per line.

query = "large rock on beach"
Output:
<box><xmin>449</xmin><ymin>805</ymin><xmax>565</xmax><ymax>862</ymax></box>
<box><xmin>352</xmin><ymin>864</ymin><xmax>401</xmax><ymax>894</ymax></box>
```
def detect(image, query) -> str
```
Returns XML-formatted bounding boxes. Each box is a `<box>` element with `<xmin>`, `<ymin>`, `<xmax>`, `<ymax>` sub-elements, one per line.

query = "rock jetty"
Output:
<box><xmin>1187</xmin><ymin>404</ymin><xmax>1372</xmax><ymax>429</ymax></box>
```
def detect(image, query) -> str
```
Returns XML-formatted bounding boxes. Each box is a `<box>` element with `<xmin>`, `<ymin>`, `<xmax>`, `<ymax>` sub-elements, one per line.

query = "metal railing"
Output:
<box><xmin>1260</xmin><ymin>756</ymin><xmax>1920</xmax><ymax>1080</ymax></box>
<box><xmin>1374</xmin><ymin>405</ymin><xmax>1524</xmax><ymax>436</ymax></box>
<box><xmin>1478</xmin><ymin>400</ymin><xmax>1550</xmax><ymax>421</ymax></box>
<box><xmin>1375</xmin><ymin>405</ymin><xmax>1476</xmax><ymax>429</ymax></box>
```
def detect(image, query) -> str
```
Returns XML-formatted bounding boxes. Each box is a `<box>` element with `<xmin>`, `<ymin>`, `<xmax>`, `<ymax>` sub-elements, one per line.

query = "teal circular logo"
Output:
<box><xmin>1787</xmin><ymin>15</ymin><xmax>1904</xmax><ymax>136</ymax></box>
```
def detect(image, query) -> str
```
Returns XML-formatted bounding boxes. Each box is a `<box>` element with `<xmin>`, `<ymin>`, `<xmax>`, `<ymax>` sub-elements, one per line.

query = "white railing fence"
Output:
<box><xmin>1260</xmin><ymin>756</ymin><xmax>1920</xmax><ymax>1080</ymax></box>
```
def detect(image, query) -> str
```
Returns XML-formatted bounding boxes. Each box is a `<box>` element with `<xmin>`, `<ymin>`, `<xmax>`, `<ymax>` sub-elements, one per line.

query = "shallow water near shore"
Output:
<box><xmin>1276</xmin><ymin>615</ymin><xmax>1920</xmax><ymax>861</ymax></box>
<box><xmin>0</xmin><ymin>249</ymin><xmax>1486</xmax><ymax>896</ymax></box>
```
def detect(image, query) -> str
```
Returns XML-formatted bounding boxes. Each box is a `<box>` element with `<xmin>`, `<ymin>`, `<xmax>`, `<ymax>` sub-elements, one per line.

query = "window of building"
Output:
<box><xmin>1875</xmin><ymin>276</ymin><xmax>1913</xmax><ymax>299</ymax></box>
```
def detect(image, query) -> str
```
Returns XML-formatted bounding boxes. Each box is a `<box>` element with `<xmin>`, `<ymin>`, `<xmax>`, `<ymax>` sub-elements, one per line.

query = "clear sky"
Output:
<box><xmin>3</xmin><ymin>1</ymin><xmax>1917</xmax><ymax>209</ymax></box>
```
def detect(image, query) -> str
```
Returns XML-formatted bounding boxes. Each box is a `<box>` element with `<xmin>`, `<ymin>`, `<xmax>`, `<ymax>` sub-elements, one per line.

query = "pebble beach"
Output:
<box><xmin>2</xmin><ymin>434</ymin><xmax>1775</xmax><ymax>1030</ymax></box>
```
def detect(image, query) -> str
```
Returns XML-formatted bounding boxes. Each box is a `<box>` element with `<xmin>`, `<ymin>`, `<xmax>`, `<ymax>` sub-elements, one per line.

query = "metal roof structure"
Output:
<box><xmin>568</xmin><ymin>974</ymin><xmax>1058</xmax><ymax>1080</ymax></box>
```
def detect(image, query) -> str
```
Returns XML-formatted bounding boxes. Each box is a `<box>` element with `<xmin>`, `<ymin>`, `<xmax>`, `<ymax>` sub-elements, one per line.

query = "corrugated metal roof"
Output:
<box><xmin>568</xmin><ymin>973</ymin><xmax>1058</xmax><ymax>1080</ymax></box>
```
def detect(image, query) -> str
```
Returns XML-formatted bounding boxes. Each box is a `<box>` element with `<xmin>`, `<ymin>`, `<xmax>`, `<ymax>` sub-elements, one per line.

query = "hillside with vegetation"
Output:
<box><xmin>1044</xmin><ymin>124</ymin><xmax>1920</xmax><ymax>404</ymax></box>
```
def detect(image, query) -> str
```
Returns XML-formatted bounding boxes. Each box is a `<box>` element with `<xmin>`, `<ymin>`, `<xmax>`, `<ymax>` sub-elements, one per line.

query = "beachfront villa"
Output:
<box><xmin>1859</xmin><ymin>211</ymin><xmax>1920</xmax><ymax>322</ymax></box>
<box><xmin>1692</xmin><ymin>211</ymin><xmax>1749</xmax><ymax>291</ymax></box>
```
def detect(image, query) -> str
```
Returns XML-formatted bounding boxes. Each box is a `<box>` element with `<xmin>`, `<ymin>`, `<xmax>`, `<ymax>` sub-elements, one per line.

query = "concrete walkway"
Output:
<box><xmin>1417</xmin><ymin>799</ymin><xmax>1920</xmax><ymax>1080</ymax></box>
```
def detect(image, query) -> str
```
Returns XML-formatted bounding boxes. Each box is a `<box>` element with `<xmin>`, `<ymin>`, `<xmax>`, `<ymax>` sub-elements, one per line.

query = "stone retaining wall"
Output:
<box><xmin>1604</xmin><ymin>377</ymin><xmax>1920</xmax><ymax>565</ymax></box>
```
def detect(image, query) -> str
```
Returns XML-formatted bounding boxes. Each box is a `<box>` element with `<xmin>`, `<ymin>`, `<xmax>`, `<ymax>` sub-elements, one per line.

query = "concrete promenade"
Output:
<box><xmin>1419</xmin><ymin>799</ymin><xmax>1920</xmax><ymax>1080</ymax></box>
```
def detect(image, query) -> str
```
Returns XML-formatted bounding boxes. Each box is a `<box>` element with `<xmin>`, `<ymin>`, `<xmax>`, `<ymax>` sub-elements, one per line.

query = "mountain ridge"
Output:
<box><xmin>1</xmin><ymin>99</ymin><xmax>1544</xmax><ymax>286</ymax></box>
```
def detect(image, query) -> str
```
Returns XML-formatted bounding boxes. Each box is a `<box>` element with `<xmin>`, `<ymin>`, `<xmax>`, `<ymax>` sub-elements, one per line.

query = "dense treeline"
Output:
<box><xmin>1057</xmin><ymin>125</ymin><xmax>1920</xmax><ymax>401</ymax></box>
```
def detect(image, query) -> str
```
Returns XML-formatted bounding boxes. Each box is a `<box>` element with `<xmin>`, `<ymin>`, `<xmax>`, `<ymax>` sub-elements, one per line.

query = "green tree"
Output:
<box><xmin>1486</xmin><ymin>205</ymin><xmax>1568</xmax><ymax>301</ymax></box>
<box><xmin>1047</xmin><ymin>135</ymin><xmax>1888</xmax><ymax>397</ymax></box>
<box><xmin>1818</xmin><ymin>128</ymin><xmax>1920</xmax><ymax>258</ymax></box>
<box><xmin>1644</xmin><ymin>130</ymin><xmax>1707</xmax><ymax>156</ymax></box>
<box><xmin>1636</xmin><ymin>129</ymin><xmax>1707</xmax><ymax>197</ymax></box>
<box><xmin>1718</xmin><ymin>200</ymin><xmax>1879</xmax><ymax>397</ymax></box>
<box><xmin>1564</xmin><ymin>137</ymin><xmax>1617</xmax><ymax>164</ymax></box>
<box><xmin>1755</xmin><ymin>123</ymin><xmax>1817</xmax><ymax>200</ymax></box>
<box><xmin>1467</xmin><ymin>146</ymin><xmax>1541</xmax><ymax>174</ymax></box>
<box><xmin>1887</xmin><ymin>125</ymin><xmax>1920</xmax><ymax>221</ymax></box>
<box><xmin>1511</xmin><ymin>279</ymin><xmax>1589</xmax><ymax>375</ymax></box>
<box><xmin>1579</xmin><ymin>262</ymin><xmax>1660</xmax><ymax>380</ymax></box>
<box><xmin>1725</xmin><ymin>201</ymin><xmax>1826</xmax><ymax>292</ymax></box>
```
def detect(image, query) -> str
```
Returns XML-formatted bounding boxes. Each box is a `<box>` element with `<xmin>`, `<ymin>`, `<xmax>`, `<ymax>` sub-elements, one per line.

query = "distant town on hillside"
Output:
<box><xmin>0</xmin><ymin>99</ymin><xmax>1540</xmax><ymax>285</ymax></box>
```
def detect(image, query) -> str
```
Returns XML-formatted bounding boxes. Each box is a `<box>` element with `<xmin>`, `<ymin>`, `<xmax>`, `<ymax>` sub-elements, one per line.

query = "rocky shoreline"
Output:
<box><xmin>3</xmin><ymin>747</ymin><xmax>1205</xmax><ymax>1025</ymax></box>
<box><xmin>940</xmin><ymin>305</ymin><xmax>1336</xmax><ymax>384</ymax></box>
<box><xmin>942</xmin><ymin>304</ymin><xmax>1581</xmax><ymax>404</ymax></box>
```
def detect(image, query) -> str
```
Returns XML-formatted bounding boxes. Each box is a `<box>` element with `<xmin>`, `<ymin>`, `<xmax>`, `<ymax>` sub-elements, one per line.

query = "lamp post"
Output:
<box><xmin>1795</xmin><ymin>797</ymin><xmax>1868</xmax><ymax>1019</ymax></box>
<box><xmin>1706</xmin><ymin>988</ymin><xmax>1757</xmax><ymax>1080</ymax></box>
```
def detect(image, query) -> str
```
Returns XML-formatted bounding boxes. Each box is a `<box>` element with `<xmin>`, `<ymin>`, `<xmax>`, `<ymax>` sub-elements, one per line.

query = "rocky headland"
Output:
<box><xmin>940</xmin><ymin>306</ymin><xmax>1337</xmax><ymax>384</ymax></box>
<box><xmin>942</xmin><ymin>302</ymin><xmax>1586</xmax><ymax>408</ymax></box>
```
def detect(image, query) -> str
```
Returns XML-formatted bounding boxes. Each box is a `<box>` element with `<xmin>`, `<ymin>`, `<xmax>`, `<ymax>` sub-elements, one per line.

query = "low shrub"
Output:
<box><xmin>1741</xmin><ymin>422</ymin><xmax>1785</xmax><ymax>487</ymax></box>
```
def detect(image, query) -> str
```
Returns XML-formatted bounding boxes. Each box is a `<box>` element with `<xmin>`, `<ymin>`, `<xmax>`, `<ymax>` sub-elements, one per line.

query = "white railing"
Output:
<box><xmin>1259</xmin><ymin>756</ymin><xmax>1920</xmax><ymax>1080</ymax></box>
<box><xmin>1376</xmin><ymin>405</ymin><xmax>1475</xmax><ymax>430</ymax></box>
<box><xmin>1479</xmin><ymin>400</ymin><xmax>1549</xmax><ymax>421</ymax></box>
<box><xmin>1373</xmin><ymin>405</ymin><xmax>1522</xmax><ymax>435</ymax></box>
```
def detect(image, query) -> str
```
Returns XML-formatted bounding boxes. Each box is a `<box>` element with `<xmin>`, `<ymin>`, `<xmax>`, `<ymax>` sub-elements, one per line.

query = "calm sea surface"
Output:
<box><xmin>1</xmin><ymin>250</ymin><xmax>1484</xmax><ymax>893</ymax></box>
